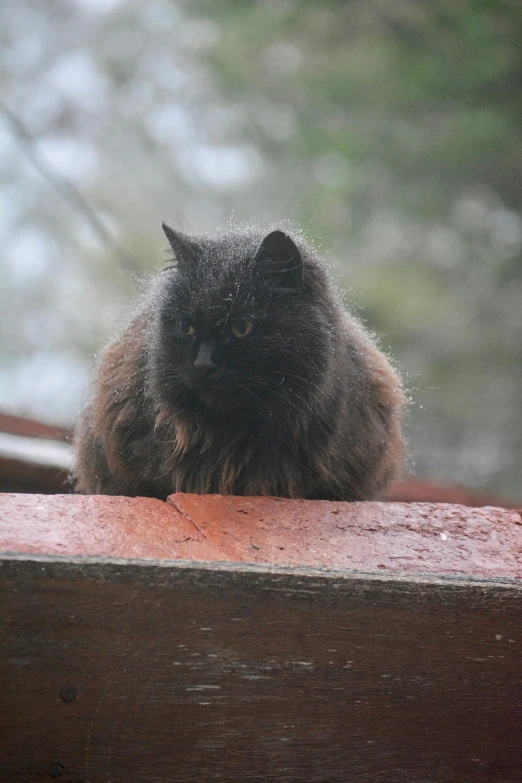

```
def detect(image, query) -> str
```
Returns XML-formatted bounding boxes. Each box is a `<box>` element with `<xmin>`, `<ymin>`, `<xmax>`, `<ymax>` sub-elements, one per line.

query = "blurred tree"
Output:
<box><xmin>0</xmin><ymin>0</ymin><xmax>520</xmax><ymax>498</ymax></box>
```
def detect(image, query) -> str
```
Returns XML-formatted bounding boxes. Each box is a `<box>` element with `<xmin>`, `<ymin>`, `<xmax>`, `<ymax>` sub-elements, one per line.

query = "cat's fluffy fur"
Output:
<box><xmin>73</xmin><ymin>224</ymin><xmax>405</xmax><ymax>500</ymax></box>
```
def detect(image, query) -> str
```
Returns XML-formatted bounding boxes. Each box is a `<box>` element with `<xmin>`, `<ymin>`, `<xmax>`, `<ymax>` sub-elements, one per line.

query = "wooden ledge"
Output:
<box><xmin>0</xmin><ymin>492</ymin><xmax>520</xmax><ymax>579</ymax></box>
<box><xmin>1</xmin><ymin>493</ymin><xmax>521</xmax><ymax>782</ymax></box>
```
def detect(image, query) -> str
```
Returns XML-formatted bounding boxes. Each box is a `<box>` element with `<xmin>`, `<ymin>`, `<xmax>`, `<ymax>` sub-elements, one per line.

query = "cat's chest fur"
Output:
<box><xmin>153</xmin><ymin>400</ymin><xmax>316</xmax><ymax>498</ymax></box>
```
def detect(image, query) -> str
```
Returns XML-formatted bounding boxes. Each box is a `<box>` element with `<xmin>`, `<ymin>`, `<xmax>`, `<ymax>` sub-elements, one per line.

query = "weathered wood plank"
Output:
<box><xmin>1</xmin><ymin>554</ymin><xmax>520</xmax><ymax>782</ymax></box>
<box><xmin>1</xmin><ymin>493</ymin><xmax>521</xmax><ymax>577</ymax></box>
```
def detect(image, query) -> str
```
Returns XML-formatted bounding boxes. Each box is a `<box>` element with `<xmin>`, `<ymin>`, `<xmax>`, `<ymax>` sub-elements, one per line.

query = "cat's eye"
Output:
<box><xmin>231</xmin><ymin>320</ymin><xmax>253</xmax><ymax>338</ymax></box>
<box><xmin>179</xmin><ymin>317</ymin><xmax>196</xmax><ymax>336</ymax></box>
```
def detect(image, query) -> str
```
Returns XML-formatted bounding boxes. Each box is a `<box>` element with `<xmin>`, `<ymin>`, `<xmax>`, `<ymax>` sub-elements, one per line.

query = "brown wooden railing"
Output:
<box><xmin>0</xmin><ymin>490</ymin><xmax>521</xmax><ymax>782</ymax></box>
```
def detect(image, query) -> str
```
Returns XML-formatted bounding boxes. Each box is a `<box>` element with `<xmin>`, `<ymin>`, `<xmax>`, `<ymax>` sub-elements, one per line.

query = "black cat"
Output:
<box><xmin>73</xmin><ymin>224</ymin><xmax>405</xmax><ymax>500</ymax></box>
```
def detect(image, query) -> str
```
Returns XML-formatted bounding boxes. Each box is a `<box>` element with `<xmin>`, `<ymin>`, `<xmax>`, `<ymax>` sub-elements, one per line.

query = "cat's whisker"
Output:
<box><xmin>236</xmin><ymin>381</ymin><xmax>274</xmax><ymax>417</ymax></box>
<box><xmin>261</xmin><ymin>367</ymin><xmax>325</xmax><ymax>389</ymax></box>
<box><xmin>244</xmin><ymin>376</ymin><xmax>316</xmax><ymax>415</ymax></box>
<box><xmin>262</xmin><ymin>369</ymin><xmax>329</xmax><ymax>393</ymax></box>
<box><xmin>255</xmin><ymin>375</ymin><xmax>326</xmax><ymax>409</ymax></box>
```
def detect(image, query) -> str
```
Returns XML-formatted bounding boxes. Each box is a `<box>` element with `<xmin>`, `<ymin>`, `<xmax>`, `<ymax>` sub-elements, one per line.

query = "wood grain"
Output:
<box><xmin>0</xmin><ymin>555</ymin><xmax>521</xmax><ymax>782</ymax></box>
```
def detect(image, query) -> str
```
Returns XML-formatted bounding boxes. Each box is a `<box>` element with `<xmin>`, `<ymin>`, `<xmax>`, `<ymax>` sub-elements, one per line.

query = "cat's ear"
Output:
<box><xmin>253</xmin><ymin>230</ymin><xmax>303</xmax><ymax>290</ymax></box>
<box><xmin>162</xmin><ymin>222</ymin><xmax>199</xmax><ymax>266</ymax></box>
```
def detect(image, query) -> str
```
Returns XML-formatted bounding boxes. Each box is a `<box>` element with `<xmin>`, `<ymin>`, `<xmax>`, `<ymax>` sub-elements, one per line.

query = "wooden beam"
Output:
<box><xmin>1</xmin><ymin>553</ymin><xmax>520</xmax><ymax>782</ymax></box>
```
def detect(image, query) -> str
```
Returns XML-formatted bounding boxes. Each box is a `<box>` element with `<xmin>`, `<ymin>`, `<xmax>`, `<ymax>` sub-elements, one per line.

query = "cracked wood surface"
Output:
<box><xmin>1</xmin><ymin>492</ymin><xmax>521</xmax><ymax>577</ymax></box>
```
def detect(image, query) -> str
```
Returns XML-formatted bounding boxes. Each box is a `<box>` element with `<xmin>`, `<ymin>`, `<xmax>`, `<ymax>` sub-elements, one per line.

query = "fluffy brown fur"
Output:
<box><xmin>74</xmin><ymin>224</ymin><xmax>405</xmax><ymax>500</ymax></box>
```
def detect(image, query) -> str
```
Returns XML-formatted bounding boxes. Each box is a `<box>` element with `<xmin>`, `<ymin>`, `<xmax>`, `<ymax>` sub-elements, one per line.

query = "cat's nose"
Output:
<box><xmin>194</xmin><ymin>340</ymin><xmax>217</xmax><ymax>375</ymax></box>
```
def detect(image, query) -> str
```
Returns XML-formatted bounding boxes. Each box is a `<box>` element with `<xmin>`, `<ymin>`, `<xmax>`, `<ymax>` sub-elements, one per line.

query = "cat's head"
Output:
<box><xmin>150</xmin><ymin>224</ymin><xmax>336</xmax><ymax>416</ymax></box>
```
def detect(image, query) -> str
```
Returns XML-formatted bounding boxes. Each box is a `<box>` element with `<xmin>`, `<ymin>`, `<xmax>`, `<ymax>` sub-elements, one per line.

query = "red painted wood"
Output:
<box><xmin>0</xmin><ymin>413</ymin><xmax>70</xmax><ymax>442</ymax></box>
<box><xmin>0</xmin><ymin>492</ymin><xmax>520</xmax><ymax>578</ymax></box>
<box><xmin>388</xmin><ymin>477</ymin><xmax>520</xmax><ymax>508</ymax></box>
<box><xmin>1</xmin><ymin>492</ymin><xmax>521</xmax><ymax>781</ymax></box>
